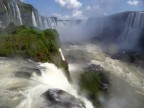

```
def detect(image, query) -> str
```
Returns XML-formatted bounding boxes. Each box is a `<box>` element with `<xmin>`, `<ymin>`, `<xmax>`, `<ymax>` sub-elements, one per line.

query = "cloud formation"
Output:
<box><xmin>127</xmin><ymin>0</ymin><xmax>144</xmax><ymax>6</ymax></box>
<box><xmin>55</xmin><ymin>0</ymin><xmax>82</xmax><ymax>9</ymax></box>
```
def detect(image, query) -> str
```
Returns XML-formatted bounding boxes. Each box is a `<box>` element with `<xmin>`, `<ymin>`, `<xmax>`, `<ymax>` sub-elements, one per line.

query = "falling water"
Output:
<box><xmin>118</xmin><ymin>12</ymin><xmax>144</xmax><ymax>50</ymax></box>
<box><xmin>32</xmin><ymin>11</ymin><xmax>37</xmax><ymax>27</ymax></box>
<box><xmin>15</xmin><ymin>4</ymin><xmax>23</xmax><ymax>25</ymax></box>
<box><xmin>10</xmin><ymin>3</ymin><xmax>16</xmax><ymax>22</ymax></box>
<box><xmin>44</xmin><ymin>17</ymin><xmax>49</xmax><ymax>28</ymax></box>
<box><xmin>59</xmin><ymin>48</ymin><xmax>65</xmax><ymax>61</ymax></box>
<box><xmin>3</xmin><ymin>4</ymin><xmax>10</xmax><ymax>24</ymax></box>
<box><xmin>3</xmin><ymin>4</ymin><xmax>7</xmax><ymax>11</ymax></box>
<box><xmin>38</xmin><ymin>15</ymin><xmax>43</xmax><ymax>29</ymax></box>
<box><xmin>0</xmin><ymin>58</ymin><xmax>94</xmax><ymax>108</ymax></box>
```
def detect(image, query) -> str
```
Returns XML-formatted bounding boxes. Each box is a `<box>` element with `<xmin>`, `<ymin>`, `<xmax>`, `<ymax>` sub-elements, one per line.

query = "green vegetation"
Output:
<box><xmin>78</xmin><ymin>65</ymin><xmax>110</xmax><ymax>107</ymax></box>
<box><xmin>79</xmin><ymin>71</ymin><xmax>101</xmax><ymax>107</ymax></box>
<box><xmin>0</xmin><ymin>23</ymin><xmax>71</xmax><ymax>80</ymax></box>
<box><xmin>79</xmin><ymin>71</ymin><xmax>101</xmax><ymax>96</ymax></box>
<box><xmin>0</xmin><ymin>23</ymin><xmax>59</xmax><ymax>63</ymax></box>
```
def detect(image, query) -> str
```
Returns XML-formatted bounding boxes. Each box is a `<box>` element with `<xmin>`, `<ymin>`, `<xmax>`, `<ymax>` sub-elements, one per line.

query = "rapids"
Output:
<box><xmin>0</xmin><ymin>58</ymin><xmax>93</xmax><ymax>108</ymax></box>
<box><xmin>63</xmin><ymin>43</ymin><xmax>144</xmax><ymax>108</ymax></box>
<box><xmin>0</xmin><ymin>43</ymin><xmax>144</xmax><ymax>108</ymax></box>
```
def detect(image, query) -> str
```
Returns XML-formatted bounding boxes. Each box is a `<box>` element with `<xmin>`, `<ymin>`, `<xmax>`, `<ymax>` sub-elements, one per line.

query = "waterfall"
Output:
<box><xmin>32</xmin><ymin>11</ymin><xmax>37</xmax><ymax>27</ymax></box>
<box><xmin>118</xmin><ymin>12</ymin><xmax>144</xmax><ymax>50</ymax></box>
<box><xmin>59</xmin><ymin>48</ymin><xmax>65</xmax><ymax>61</ymax></box>
<box><xmin>3</xmin><ymin>4</ymin><xmax>9</xmax><ymax>25</ymax></box>
<box><xmin>0</xmin><ymin>58</ymin><xmax>94</xmax><ymax>108</ymax></box>
<box><xmin>38</xmin><ymin>15</ymin><xmax>43</xmax><ymax>29</ymax></box>
<box><xmin>16</xmin><ymin>4</ymin><xmax>22</xmax><ymax>25</ymax></box>
<box><xmin>10</xmin><ymin>3</ymin><xmax>16</xmax><ymax>22</ymax></box>
<box><xmin>3</xmin><ymin>4</ymin><xmax>7</xmax><ymax>11</ymax></box>
<box><xmin>47</xmin><ymin>17</ymin><xmax>57</xmax><ymax>29</ymax></box>
<box><xmin>46</xmin><ymin>18</ymin><xmax>52</xmax><ymax>28</ymax></box>
<box><xmin>44</xmin><ymin>17</ymin><xmax>49</xmax><ymax>28</ymax></box>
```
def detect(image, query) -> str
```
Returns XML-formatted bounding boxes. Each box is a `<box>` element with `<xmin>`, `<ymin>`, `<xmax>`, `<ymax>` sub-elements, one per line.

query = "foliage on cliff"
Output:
<box><xmin>0</xmin><ymin>23</ymin><xmax>60</xmax><ymax>63</ymax></box>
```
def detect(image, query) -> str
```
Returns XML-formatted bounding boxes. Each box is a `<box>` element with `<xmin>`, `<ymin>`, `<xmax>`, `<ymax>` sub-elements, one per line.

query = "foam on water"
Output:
<box><xmin>0</xmin><ymin>58</ymin><xmax>94</xmax><ymax>108</ymax></box>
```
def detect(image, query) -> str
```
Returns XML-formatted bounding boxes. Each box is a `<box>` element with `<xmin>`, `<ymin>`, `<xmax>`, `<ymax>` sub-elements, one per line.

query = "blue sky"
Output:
<box><xmin>22</xmin><ymin>0</ymin><xmax>144</xmax><ymax>19</ymax></box>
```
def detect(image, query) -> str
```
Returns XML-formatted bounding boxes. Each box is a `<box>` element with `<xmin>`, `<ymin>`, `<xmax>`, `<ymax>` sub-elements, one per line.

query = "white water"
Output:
<box><xmin>59</xmin><ymin>48</ymin><xmax>65</xmax><ymax>61</ymax></box>
<box><xmin>65</xmin><ymin>43</ymin><xmax>144</xmax><ymax>93</ymax></box>
<box><xmin>32</xmin><ymin>11</ymin><xmax>37</xmax><ymax>27</ymax></box>
<box><xmin>16</xmin><ymin>4</ymin><xmax>23</xmax><ymax>25</ymax></box>
<box><xmin>10</xmin><ymin>3</ymin><xmax>16</xmax><ymax>22</ymax></box>
<box><xmin>118</xmin><ymin>12</ymin><xmax>144</xmax><ymax>50</ymax></box>
<box><xmin>0</xmin><ymin>58</ymin><xmax>93</xmax><ymax>108</ymax></box>
<box><xmin>4</xmin><ymin>4</ymin><xmax>7</xmax><ymax>11</ymax></box>
<box><xmin>38</xmin><ymin>15</ymin><xmax>43</xmax><ymax>29</ymax></box>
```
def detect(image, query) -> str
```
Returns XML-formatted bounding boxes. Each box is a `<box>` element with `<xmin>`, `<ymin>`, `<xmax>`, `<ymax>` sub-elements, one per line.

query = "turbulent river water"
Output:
<box><xmin>63</xmin><ymin>43</ymin><xmax>144</xmax><ymax>108</ymax></box>
<box><xmin>0</xmin><ymin>43</ymin><xmax>144</xmax><ymax>108</ymax></box>
<box><xmin>0</xmin><ymin>58</ymin><xmax>93</xmax><ymax>107</ymax></box>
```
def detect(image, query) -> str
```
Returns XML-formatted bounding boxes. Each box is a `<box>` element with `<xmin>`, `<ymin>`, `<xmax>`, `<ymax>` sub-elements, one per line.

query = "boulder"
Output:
<box><xmin>42</xmin><ymin>89</ymin><xmax>86</xmax><ymax>108</ymax></box>
<box><xmin>83</xmin><ymin>64</ymin><xmax>110</xmax><ymax>90</ymax></box>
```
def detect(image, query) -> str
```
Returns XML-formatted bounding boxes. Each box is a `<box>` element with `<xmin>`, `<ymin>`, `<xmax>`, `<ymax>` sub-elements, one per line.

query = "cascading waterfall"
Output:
<box><xmin>0</xmin><ymin>58</ymin><xmax>94</xmax><ymax>108</ymax></box>
<box><xmin>16</xmin><ymin>63</ymin><xmax>93</xmax><ymax>108</ymax></box>
<box><xmin>47</xmin><ymin>17</ymin><xmax>57</xmax><ymax>29</ymax></box>
<box><xmin>3</xmin><ymin>4</ymin><xmax>9</xmax><ymax>24</ymax></box>
<box><xmin>32</xmin><ymin>11</ymin><xmax>37</xmax><ymax>27</ymax></box>
<box><xmin>38</xmin><ymin>15</ymin><xmax>43</xmax><ymax>29</ymax></box>
<box><xmin>10</xmin><ymin>3</ymin><xmax>16</xmax><ymax>22</ymax></box>
<box><xmin>118</xmin><ymin>12</ymin><xmax>144</xmax><ymax>50</ymax></box>
<box><xmin>44</xmin><ymin>17</ymin><xmax>49</xmax><ymax>28</ymax></box>
<box><xmin>59</xmin><ymin>48</ymin><xmax>65</xmax><ymax>61</ymax></box>
<box><xmin>15</xmin><ymin>4</ymin><xmax>23</xmax><ymax>25</ymax></box>
<box><xmin>3</xmin><ymin>4</ymin><xmax>7</xmax><ymax>11</ymax></box>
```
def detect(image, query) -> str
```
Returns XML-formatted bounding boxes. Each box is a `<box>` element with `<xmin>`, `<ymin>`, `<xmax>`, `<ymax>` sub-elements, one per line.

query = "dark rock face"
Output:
<box><xmin>111</xmin><ymin>51</ymin><xmax>144</xmax><ymax>67</ymax></box>
<box><xmin>42</xmin><ymin>89</ymin><xmax>86</xmax><ymax>108</ymax></box>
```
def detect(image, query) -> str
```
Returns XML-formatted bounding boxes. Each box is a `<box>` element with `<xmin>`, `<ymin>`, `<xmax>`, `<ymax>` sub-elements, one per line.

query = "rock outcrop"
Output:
<box><xmin>42</xmin><ymin>89</ymin><xmax>86</xmax><ymax>108</ymax></box>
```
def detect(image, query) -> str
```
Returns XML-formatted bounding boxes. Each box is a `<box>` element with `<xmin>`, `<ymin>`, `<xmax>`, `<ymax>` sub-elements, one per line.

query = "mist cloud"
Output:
<box><xmin>55</xmin><ymin>0</ymin><xmax>82</xmax><ymax>9</ymax></box>
<box><xmin>127</xmin><ymin>0</ymin><xmax>144</xmax><ymax>6</ymax></box>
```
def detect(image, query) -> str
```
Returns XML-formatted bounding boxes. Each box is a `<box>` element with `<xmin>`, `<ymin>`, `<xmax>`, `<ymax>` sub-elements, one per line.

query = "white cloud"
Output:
<box><xmin>127</xmin><ymin>0</ymin><xmax>142</xmax><ymax>6</ymax></box>
<box><xmin>86</xmin><ymin>6</ymin><xmax>91</xmax><ymax>10</ymax></box>
<box><xmin>72</xmin><ymin>10</ymin><xmax>87</xmax><ymax>19</ymax></box>
<box><xmin>55</xmin><ymin>0</ymin><xmax>82</xmax><ymax>9</ymax></box>
<box><xmin>72</xmin><ymin>10</ymin><xmax>82</xmax><ymax>17</ymax></box>
<box><xmin>52</xmin><ymin>10</ymin><xmax>87</xmax><ymax>20</ymax></box>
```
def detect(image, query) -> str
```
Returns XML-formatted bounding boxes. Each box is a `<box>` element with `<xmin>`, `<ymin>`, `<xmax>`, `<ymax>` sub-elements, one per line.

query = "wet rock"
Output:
<box><xmin>111</xmin><ymin>51</ymin><xmax>144</xmax><ymax>67</ymax></box>
<box><xmin>42</xmin><ymin>89</ymin><xmax>86</xmax><ymax>108</ymax></box>
<box><xmin>83</xmin><ymin>64</ymin><xmax>110</xmax><ymax>90</ymax></box>
<box><xmin>15</xmin><ymin>71</ymin><xmax>31</xmax><ymax>78</ymax></box>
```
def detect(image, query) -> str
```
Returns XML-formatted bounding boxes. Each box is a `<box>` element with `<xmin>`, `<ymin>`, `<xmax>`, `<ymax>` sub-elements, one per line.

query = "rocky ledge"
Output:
<box><xmin>42</xmin><ymin>89</ymin><xmax>86</xmax><ymax>108</ymax></box>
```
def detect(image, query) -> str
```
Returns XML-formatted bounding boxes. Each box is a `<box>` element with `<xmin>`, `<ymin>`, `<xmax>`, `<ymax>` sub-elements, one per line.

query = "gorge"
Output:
<box><xmin>0</xmin><ymin>0</ymin><xmax>144</xmax><ymax>108</ymax></box>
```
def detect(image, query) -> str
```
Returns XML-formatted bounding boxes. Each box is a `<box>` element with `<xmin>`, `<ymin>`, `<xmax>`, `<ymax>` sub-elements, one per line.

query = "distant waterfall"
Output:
<box><xmin>47</xmin><ymin>17</ymin><xmax>57</xmax><ymax>29</ymax></box>
<box><xmin>118</xmin><ymin>12</ymin><xmax>144</xmax><ymax>50</ymax></box>
<box><xmin>38</xmin><ymin>15</ymin><xmax>43</xmax><ymax>29</ymax></box>
<box><xmin>32</xmin><ymin>11</ymin><xmax>38</xmax><ymax>27</ymax></box>
<box><xmin>3</xmin><ymin>4</ymin><xmax>9</xmax><ymax>23</ymax></box>
<box><xmin>15</xmin><ymin>4</ymin><xmax>22</xmax><ymax>25</ymax></box>
<box><xmin>10</xmin><ymin>3</ymin><xmax>16</xmax><ymax>22</ymax></box>
<box><xmin>3</xmin><ymin>4</ymin><xmax>7</xmax><ymax>11</ymax></box>
<box><xmin>44</xmin><ymin>17</ymin><xmax>49</xmax><ymax>28</ymax></box>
